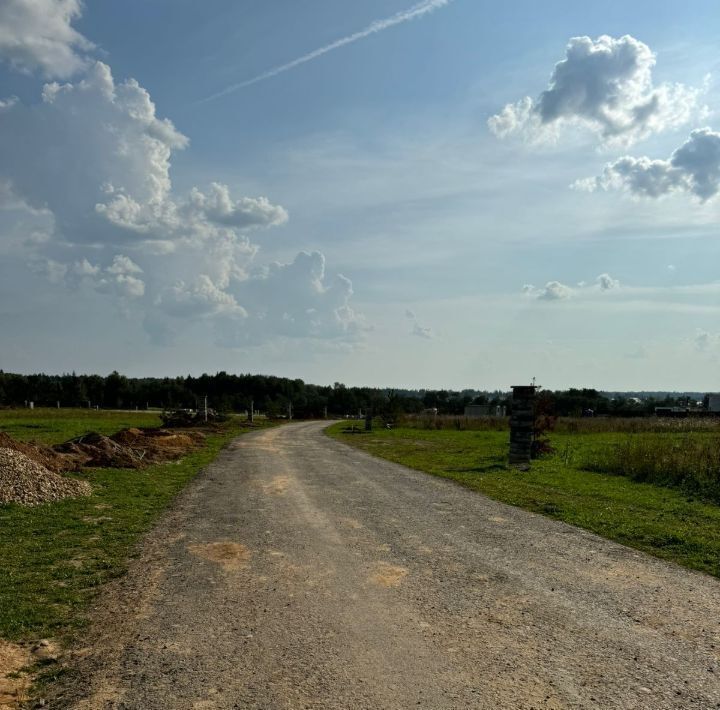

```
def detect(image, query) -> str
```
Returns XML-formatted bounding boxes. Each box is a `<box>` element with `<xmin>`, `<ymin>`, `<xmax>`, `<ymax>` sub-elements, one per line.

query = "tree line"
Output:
<box><xmin>0</xmin><ymin>370</ymin><xmax>492</xmax><ymax>418</ymax></box>
<box><xmin>0</xmin><ymin>371</ymin><xmax>696</xmax><ymax>418</ymax></box>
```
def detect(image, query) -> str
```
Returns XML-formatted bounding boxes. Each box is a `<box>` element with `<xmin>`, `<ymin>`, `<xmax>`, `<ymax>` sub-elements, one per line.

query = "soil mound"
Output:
<box><xmin>0</xmin><ymin>448</ymin><xmax>92</xmax><ymax>506</ymax></box>
<box><xmin>0</xmin><ymin>432</ymin><xmax>75</xmax><ymax>473</ymax></box>
<box><xmin>51</xmin><ymin>428</ymin><xmax>204</xmax><ymax>469</ymax></box>
<box><xmin>109</xmin><ymin>428</ymin><xmax>203</xmax><ymax>463</ymax></box>
<box><xmin>0</xmin><ymin>426</ymin><xmax>205</xmax><ymax>482</ymax></box>
<box><xmin>54</xmin><ymin>432</ymin><xmax>145</xmax><ymax>469</ymax></box>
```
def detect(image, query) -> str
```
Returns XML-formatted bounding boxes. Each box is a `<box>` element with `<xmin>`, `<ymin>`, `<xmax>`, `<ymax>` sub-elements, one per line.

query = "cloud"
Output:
<box><xmin>525</xmin><ymin>281</ymin><xmax>573</xmax><ymax>301</ymax></box>
<box><xmin>411</xmin><ymin>322</ymin><xmax>433</xmax><ymax>339</ymax></box>
<box><xmin>158</xmin><ymin>275</ymin><xmax>246</xmax><ymax>319</ymax></box>
<box><xmin>692</xmin><ymin>328</ymin><xmax>720</xmax><ymax>355</ymax></box>
<box><xmin>213</xmin><ymin>251</ymin><xmax>365</xmax><ymax>346</ymax></box>
<box><xmin>538</xmin><ymin>281</ymin><xmax>572</xmax><ymax>300</ymax></box>
<box><xmin>597</xmin><ymin>273</ymin><xmax>620</xmax><ymax>291</ymax></box>
<box><xmin>200</xmin><ymin>0</ymin><xmax>453</xmax><ymax>102</ymax></box>
<box><xmin>403</xmin><ymin>307</ymin><xmax>432</xmax><ymax>338</ymax></box>
<box><xmin>0</xmin><ymin>0</ymin><xmax>94</xmax><ymax>78</ymax></box>
<box><xmin>37</xmin><ymin>253</ymin><xmax>146</xmax><ymax>298</ymax></box>
<box><xmin>0</xmin><ymin>58</ymin><xmax>363</xmax><ymax>346</ymax></box>
<box><xmin>578</xmin><ymin>128</ymin><xmax>720</xmax><ymax>201</ymax></box>
<box><xmin>489</xmin><ymin>35</ymin><xmax>702</xmax><ymax>146</ymax></box>
<box><xmin>523</xmin><ymin>273</ymin><xmax>620</xmax><ymax>300</ymax></box>
<box><xmin>187</xmin><ymin>183</ymin><xmax>288</xmax><ymax>228</ymax></box>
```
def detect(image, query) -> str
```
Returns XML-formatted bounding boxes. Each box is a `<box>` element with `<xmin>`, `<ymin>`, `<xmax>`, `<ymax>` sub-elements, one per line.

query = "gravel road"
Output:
<box><xmin>59</xmin><ymin>421</ymin><xmax>720</xmax><ymax>709</ymax></box>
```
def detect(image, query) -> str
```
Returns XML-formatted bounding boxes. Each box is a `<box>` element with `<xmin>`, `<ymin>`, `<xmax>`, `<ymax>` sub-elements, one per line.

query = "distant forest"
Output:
<box><xmin>0</xmin><ymin>371</ymin><xmax>703</xmax><ymax>418</ymax></box>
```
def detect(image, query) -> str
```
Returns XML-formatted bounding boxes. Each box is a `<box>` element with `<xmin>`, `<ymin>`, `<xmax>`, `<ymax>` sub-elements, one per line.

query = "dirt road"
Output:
<box><xmin>59</xmin><ymin>421</ymin><xmax>720</xmax><ymax>709</ymax></box>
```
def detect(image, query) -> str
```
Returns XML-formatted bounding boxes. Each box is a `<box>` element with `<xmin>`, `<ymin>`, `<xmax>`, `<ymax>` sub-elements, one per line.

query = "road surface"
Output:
<box><xmin>59</xmin><ymin>421</ymin><xmax>720</xmax><ymax>709</ymax></box>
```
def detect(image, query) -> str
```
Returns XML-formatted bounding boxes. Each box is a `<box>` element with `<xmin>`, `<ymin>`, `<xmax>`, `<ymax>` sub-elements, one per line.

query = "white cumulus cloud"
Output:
<box><xmin>0</xmin><ymin>0</ymin><xmax>94</xmax><ymax>78</ymax></box>
<box><xmin>597</xmin><ymin>273</ymin><xmax>620</xmax><ymax>290</ymax></box>
<box><xmin>525</xmin><ymin>281</ymin><xmax>573</xmax><ymax>300</ymax></box>
<box><xmin>0</xmin><ymin>57</ymin><xmax>362</xmax><ymax>346</ymax></box>
<box><xmin>578</xmin><ymin>127</ymin><xmax>720</xmax><ymax>201</ymax></box>
<box><xmin>523</xmin><ymin>273</ymin><xmax>620</xmax><ymax>301</ymax></box>
<box><xmin>489</xmin><ymin>35</ymin><xmax>703</xmax><ymax>146</ymax></box>
<box><xmin>158</xmin><ymin>275</ymin><xmax>247</xmax><ymax>319</ymax></box>
<box><xmin>214</xmin><ymin>251</ymin><xmax>365</xmax><ymax>346</ymax></box>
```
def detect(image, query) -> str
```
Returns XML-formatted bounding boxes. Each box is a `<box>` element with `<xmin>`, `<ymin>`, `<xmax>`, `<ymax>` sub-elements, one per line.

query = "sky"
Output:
<box><xmin>2</xmin><ymin>0</ymin><xmax>720</xmax><ymax>391</ymax></box>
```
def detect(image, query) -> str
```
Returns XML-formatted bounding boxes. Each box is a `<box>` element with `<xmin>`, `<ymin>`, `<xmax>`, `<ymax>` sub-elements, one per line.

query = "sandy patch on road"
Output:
<box><xmin>369</xmin><ymin>562</ymin><xmax>408</xmax><ymax>588</ymax></box>
<box><xmin>261</xmin><ymin>476</ymin><xmax>290</xmax><ymax>495</ymax></box>
<box><xmin>338</xmin><ymin>516</ymin><xmax>363</xmax><ymax>530</ymax></box>
<box><xmin>188</xmin><ymin>542</ymin><xmax>252</xmax><ymax>570</ymax></box>
<box><xmin>0</xmin><ymin>640</ymin><xmax>32</xmax><ymax>708</ymax></box>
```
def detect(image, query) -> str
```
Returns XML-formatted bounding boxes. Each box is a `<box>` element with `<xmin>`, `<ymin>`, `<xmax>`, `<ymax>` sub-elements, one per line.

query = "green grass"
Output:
<box><xmin>0</xmin><ymin>415</ymin><xmax>273</xmax><ymax>644</ymax></box>
<box><xmin>327</xmin><ymin>423</ymin><xmax>720</xmax><ymax>578</ymax></box>
<box><xmin>0</xmin><ymin>407</ymin><xmax>163</xmax><ymax>445</ymax></box>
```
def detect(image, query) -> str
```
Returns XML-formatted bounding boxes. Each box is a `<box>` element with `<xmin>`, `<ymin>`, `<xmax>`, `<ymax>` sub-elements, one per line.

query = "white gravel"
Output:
<box><xmin>0</xmin><ymin>447</ymin><xmax>91</xmax><ymax>506</ymax></box>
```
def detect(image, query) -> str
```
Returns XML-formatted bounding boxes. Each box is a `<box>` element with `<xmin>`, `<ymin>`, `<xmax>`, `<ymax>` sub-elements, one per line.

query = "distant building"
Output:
<box><xmin>707</xmin><ymin>394</ymin><xmax>720</xmax><ymax>413</ymax></box>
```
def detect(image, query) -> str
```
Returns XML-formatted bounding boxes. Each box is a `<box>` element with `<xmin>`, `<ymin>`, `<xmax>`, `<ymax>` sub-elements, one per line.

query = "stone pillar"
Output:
<box><xmin>509</xmin><ymin>385</ymin><xmax>536</xmax><ymax>465</ymax></box>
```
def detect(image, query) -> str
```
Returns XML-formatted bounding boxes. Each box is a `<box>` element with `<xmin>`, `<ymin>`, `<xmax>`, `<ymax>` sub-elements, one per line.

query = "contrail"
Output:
<box><xmin>199</xmin><ymin>0</ymin><xmax>453</xmax><ymax>103</ymax></box>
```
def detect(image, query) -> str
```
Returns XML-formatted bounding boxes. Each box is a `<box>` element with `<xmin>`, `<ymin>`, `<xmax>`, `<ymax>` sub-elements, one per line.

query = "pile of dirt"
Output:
<box><xmin>0</xmin><ymin>426</ymin><xmax>206</xmax><ymax>486</ymax></box>
<box><xmin>0</xmin><ymin>432</ymin><xmax>75</xmax><ymax>474</ymax></box>
<box><xmin>54</xmin><ymin>432</ymin><xmax>149</xmax><ymax>469</ymax></box>
<box><xmin>0</xmin><ymin>448</ymin><xmax>92</xmax><ymax>506</ymax></box>
<box><xmin>111</xmin><ymin>428</ymin><xmax>204</xmax><ymax>459</ymax></box>
<box><xmin>52</xmin><ymin>428</ymin><xmax>204</xmax><ymax>469</ymax></box>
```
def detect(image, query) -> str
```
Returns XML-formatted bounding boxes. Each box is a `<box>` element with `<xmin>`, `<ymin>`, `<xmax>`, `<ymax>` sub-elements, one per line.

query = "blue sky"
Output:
<box><xmin>2</xmin><ymin>0</ymin><xmax>720</xmax><ymax>390</ymax></box>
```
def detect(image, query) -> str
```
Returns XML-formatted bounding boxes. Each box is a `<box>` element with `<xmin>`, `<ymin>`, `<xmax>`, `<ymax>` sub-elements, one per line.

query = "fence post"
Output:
<box><xmin>365</xmin><ymin>409</ymin><xmax>373</xmax><ymax>432</ymax></box>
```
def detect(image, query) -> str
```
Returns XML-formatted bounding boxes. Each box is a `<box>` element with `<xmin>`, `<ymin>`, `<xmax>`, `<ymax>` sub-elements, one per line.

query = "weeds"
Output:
<box><xmin>583</xmin><ymin>434</ymin><xmax>720</xmax><ymax>503</ymax></box>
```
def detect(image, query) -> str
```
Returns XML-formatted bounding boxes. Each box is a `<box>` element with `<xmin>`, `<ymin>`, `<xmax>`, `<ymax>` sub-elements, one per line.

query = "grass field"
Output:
<box><xmin>0</xmin><ymin>407</ymin><xmax>163</xmax><ymax>445</ymax></box>
<box><xmin>0</xmin><ymin>409</ymin><xmax>269</xmax><ymax>647</ymax></box>
<box><xmin>327</xmin><ymin>422</ymin><xmax>720</xmax><ymax>578</ymax></box>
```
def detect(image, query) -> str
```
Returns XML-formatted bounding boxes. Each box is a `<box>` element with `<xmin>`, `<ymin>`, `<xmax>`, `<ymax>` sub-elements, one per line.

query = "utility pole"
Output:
<box><xmin>204</xmin><ymin>395</ymin><xmax>208</xmax><ymax>423</ymax></box>
<box><xmin>248</xmin><ymin>399</ymin><xmax>254</xmax><ymax>424</ymax></box>
<box><xmin>288</xmin><ymin>402</ymin><xmax>293</xmax><ymax>420</ymax></box>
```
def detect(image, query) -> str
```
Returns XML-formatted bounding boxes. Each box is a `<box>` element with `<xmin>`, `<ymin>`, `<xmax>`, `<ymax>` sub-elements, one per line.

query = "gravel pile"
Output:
<box><xmin>0</xmin><ymin>431</ymin><xmax>75</xmax><ymax>473</ymax></box>
<box><xmin>0</xmin><ymin>447</ymin><xmax>92</xmax><ymax>506</ymax></box>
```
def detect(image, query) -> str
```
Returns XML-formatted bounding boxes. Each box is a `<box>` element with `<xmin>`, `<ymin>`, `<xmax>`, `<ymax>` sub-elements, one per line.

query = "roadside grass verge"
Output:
<box><xmin>583</xmin><ymin>434</ymin><xmax>720</xmax><ymax>503</ymax></box>
<box><xmin>0</xmin><ymin>417</ymin><xmax>270</xmax><ymax>644</ymax></box>
<box><xmin>327</xmin><ymin>423</ymin><xmax>720</xmax><ymax>578</ymax></box>
<box><xmin>0</xmin><ymin>408</ymin><xmax>162</xmax><ymax>445</ymax></box>
<box><xmin>398</xmin><ymin>413</ymin><xmax>720</xmax><ymax>434</ymax></box>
